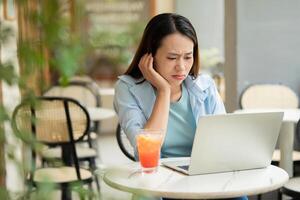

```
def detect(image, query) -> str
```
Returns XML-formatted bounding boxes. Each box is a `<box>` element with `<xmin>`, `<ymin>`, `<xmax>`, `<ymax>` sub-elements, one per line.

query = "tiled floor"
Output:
<box><xmin>96</xmin><ymin>132</ymin><xmax>133</xmax><ymax>200</ymax></box>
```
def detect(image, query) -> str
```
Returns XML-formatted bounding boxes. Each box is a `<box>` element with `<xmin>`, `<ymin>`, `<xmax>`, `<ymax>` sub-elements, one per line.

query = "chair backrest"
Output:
<box><xmin>116</xmin><ymin>124</ymin><xmax>135</xmax><ymax>161</ymax></box>
<box><xmin>13</xmin><ymin>97</ymin><xmax>91</xmax><ymax>180</ymax></box>
<box><xmin>240</xmin><ymin>84</ymin><xmax>299</xmax><ymax>109</ymax></box>
<box><xmin>44</xmin><ymin>82</ymin><xmax>100</xmax><ymax>108</ymax></box>
<box><xmin>70</xmin><ymin>76</ymin><xmax>101</xmax><ymax>106</ymax></box>
<box><xmin>13</xmin><ymin>97</ymin><xmax>90</xmax><ymax>144</ymax></box>
<box><xmin>70</xmin><ymin>75</ymin><xmax>94</xmax><ymax>83</ymax></box>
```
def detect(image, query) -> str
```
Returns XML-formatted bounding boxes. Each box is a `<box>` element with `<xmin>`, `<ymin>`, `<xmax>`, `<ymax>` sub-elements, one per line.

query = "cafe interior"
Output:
<box><xmin>1</xmin><ymin>0</ymin><xmax>300</xmax><ymax>200</ymax></box>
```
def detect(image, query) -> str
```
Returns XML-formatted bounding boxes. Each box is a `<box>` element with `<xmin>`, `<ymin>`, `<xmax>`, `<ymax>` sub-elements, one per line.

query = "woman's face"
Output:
<box><xmin>154</xmin><ymin>32</ymin><xmax>194</xmax><ymax>88</ymax></box>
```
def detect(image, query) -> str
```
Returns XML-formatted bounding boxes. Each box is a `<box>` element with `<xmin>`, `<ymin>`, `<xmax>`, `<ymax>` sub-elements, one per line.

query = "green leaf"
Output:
<box><xmin>0</xmin><ymin>23</ymin><xmax>14</xmax><ymax>44</ymax></box>
<box><xmin>0</xmin><ymin>106</ymin><xmax>9</xmax><ymax>122</ymax></box>
<box><xmin>0</xmin><ymin>63</ymin><xmax>17</xmax><ymax>85</ymax></box>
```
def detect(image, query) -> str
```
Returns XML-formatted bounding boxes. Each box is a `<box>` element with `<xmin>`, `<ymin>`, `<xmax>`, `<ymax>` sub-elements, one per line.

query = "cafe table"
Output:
<box><xmin>234</xmin><ymin>109</ymin><xmax>300</xmax><ymax>177</ymax></box>
<box><xmin>87</xmin><ymin>107</ymin><xmax>115</xmax><ymax>121</ymax></box>
<box><xmin>103</xmin><ymin>158</ymin><xmax>289</xmax><ymax>199</ymax></box>
<box><xmin>98</xmin><ymin>87</ymin><xmax>115</xmax><ymax>96</ymax></box>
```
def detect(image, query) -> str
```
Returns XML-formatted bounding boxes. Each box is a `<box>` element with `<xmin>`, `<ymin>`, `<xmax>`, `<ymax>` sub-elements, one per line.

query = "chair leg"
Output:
<box><xmin>42</xmin><ymin>158</ymin><xmax>46</xmax><ymax>167</ymax></box>
<box><xmin>25</xmin><ymin>182</ymin><xmax>34</xmax><ymax>199</ymax></box>
<box><xmin>94</xmin><ymin>175</ymin><xmax>100</xmax><ymax>194</ymax></box>
<box><xmin>89</xmin><ymin>158</ymin><xmax>100</xmax><ymax>193</ymax></box>
<box><xmin>257</xmin><ymin>194</ymin><xmax>262</xmax><ymax>200</ymax></box>
<box><xmin>62</xmin><ymin>186</ymin><xmax>72</xmax><ymax>200</ymax></box>
<box><xmin>277</xmin><ymin>189</ymin><xmax>282</xmax><ymax>200</ymax></box>
<box><xmin>88</xmin><ymin>182</ymin><xmax>94</xmax><ymax>200</ymax></box>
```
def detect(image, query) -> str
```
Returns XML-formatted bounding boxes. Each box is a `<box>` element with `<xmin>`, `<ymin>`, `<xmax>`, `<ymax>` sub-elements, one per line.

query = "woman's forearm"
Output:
<box><xmin>143</xmin><ymin>89</ymin><xmax>170</xmax><ymax>132</ymax></box>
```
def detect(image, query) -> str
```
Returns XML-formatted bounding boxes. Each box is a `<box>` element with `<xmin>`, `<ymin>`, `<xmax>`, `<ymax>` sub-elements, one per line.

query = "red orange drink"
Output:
<box><xmin>136</xmin><ymin>130</ymin><xmax>163</xmax><ymax>173</ymax></box>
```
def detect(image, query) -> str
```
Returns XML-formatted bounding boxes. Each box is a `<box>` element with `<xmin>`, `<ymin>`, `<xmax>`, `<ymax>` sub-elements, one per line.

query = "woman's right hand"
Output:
<box><xmin>138</xmin><ymin>53</ymin><xmax>170</xmax><ymax>92</ymax></box>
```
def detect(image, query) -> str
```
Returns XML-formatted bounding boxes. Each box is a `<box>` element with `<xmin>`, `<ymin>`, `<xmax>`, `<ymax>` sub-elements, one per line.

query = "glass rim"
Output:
<box><xmin>137</xmin><ymin>128</ymin><xmax>164</xmax><ymax>134</ymax></box>
<box><xmin>135</xmin><ymin>129</ymin><xmax>164</xmax><ymax>139</ymax></box>
<box><xmin>138</xmin><ymin>128</ymin><xmax>165</xmax><ymax>131</ymax></box>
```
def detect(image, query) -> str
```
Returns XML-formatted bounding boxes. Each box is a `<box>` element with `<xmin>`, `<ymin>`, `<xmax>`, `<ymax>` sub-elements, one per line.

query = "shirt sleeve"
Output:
<box><xmin>207</xmin><ymin>79</ymin><xmax>227</xmax><ymax>114</ymax></box>
<box><xmin>113</xmin><ymin>80</ymin><xmax>147</xmax><ymax>149</ymax></box>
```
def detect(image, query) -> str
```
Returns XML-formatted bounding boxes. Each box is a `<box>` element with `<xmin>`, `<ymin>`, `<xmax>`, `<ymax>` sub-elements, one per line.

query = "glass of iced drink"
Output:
<box><xmin>136</xmin><ymin>129</ymin><xmax>163</xmax><ymax>173</ymax></box>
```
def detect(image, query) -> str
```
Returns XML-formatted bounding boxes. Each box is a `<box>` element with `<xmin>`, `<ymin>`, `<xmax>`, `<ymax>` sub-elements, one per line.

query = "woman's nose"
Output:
<box><xmin>175</xmin><ymin>58</ymin><xmax>185</xmax><ymax>71</ymax></box>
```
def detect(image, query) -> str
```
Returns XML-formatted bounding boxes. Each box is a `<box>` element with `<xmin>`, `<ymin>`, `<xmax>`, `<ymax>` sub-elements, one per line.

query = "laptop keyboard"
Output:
<box><xmin>178</xmin><ymin>165</ymin><xmax>189</xmax><ymax>171</ymax></box>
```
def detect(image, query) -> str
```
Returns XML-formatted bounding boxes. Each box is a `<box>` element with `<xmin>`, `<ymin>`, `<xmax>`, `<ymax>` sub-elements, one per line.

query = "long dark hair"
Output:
<box><xmin>125</xmin><ymin>13</ymin><xmax>200</xmax><ymax>79</ymax></box>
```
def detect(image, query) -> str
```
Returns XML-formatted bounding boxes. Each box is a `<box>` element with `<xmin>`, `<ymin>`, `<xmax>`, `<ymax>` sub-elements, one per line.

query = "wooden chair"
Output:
<box><xmin>12</xmin><ymin>97</ymin><xmax>97</xmax><ymax>200</ymax></box>
<box><xmin>116</xmin><ymin>124</ymin><xmax>135</xmax><ymax>161</ymax></box>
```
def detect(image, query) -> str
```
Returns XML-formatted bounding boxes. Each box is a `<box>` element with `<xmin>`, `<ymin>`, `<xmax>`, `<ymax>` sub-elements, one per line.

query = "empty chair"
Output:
<box><xmin>70</xmin><ymin>75</ymin><xmax>94</xmax><ymax>83</ymax></box>
<box><xmin>44</xmin><ymin>82</ymin><xmax>101</xmax><ymax>110</ymax></box>
<box><xmin>44</xmin><ymin>80</ymin><xmax>101</xmax><ymax>132</ymax></box>
<box><xmin>240</xmin><ymin>84</ymin><xmax>300</xmax><ymax>166</ymax></box>
<box><xmin>43</xmin><ymin>83</ymin><xmax>99</xmax><ymax>164</ymax></box>
<box><xmin>240</xmin><ymin>84</ymin><xmax>299</xmax><ymax>109</ymax></box>
<box><xmin>12</xmin><ymin>97</ymin><xmax>97</xmax><ymax>200</ymax></box>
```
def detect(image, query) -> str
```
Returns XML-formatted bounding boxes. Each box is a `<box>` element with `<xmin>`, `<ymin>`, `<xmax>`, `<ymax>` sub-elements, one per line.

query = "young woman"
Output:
<box><xmin>114</xmin><ymin>13</ymin><xmax>247</xmax><ymax>200</ymax></box>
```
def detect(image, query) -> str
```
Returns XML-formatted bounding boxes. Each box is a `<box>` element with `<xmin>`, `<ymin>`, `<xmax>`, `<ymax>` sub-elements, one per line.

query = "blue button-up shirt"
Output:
<box><xmin>113</xmin><ymin>73</ymin><xmax>226</xmax><ymax>149</ymax></box>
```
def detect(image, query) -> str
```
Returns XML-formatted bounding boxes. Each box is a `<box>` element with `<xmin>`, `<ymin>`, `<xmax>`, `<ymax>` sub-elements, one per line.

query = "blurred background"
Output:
<box><xmin>1</xmin><ymin>0</ymin><xmax>300</xmax><ymax>199</ymax></box>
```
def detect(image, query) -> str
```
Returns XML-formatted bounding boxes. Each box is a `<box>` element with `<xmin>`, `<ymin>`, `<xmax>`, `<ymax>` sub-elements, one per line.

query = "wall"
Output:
<box><xmin>226</xmin><ymin>0</ymin><xmax>300</xmax><ymax>111</ymax></box>
<box><xmin>238</xmin><ymin>0</ymin><xmax>300</xmax><ymax>96</ymax></box>
<box><xmin>154</xmin><ymin>0</ymin><xmax>174</xmax><ymax>15</ymax></box>
<box><xmin>175</xmin><ymin>0</ymin><xmax>224</xmax><ymax>59</ymax></box>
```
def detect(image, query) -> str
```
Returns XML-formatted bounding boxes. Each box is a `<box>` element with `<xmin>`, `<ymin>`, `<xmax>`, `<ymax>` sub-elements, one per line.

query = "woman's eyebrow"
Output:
<box><xmin>167</xmin><ymin>52</ymin><xmax>193</xmax><ymax>56</ymax></box>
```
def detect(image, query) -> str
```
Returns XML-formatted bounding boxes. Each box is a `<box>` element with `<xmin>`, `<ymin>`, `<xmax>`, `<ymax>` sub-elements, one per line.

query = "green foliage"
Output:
<box><xmin>0</xmin><ymin>23</ymin><xmax>18</xmax><ymax>85</ymax></box>
<box><xmin>0</xmin><ymin>22</ymin><xmax>14</xmax><ymax>44</ymax></box>
<box><xmin>0</xmin><ymin>105</ymin><xmax>10</xmax><ymax>123</ymax></box>
<box><xmin>0</xmin><ymin>188</ymin><xmax>9</xmax><ymax>200</ymax></box>
<box><xmin>1</xmin><ymin>0</ymin><xmax>98</xmax><ymax>199</ymax></box>
<box><xmin>89</xmin><ymin>21</ymin><xmax>145</xmax><ymax>71</ymax></box>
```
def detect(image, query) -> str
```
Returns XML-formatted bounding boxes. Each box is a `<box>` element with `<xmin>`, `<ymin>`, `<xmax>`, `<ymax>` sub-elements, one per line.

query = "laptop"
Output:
<box><xmin>162</xmin><ymin>112</ymin><xmax>284</xmax><ymax>175</ymax></box>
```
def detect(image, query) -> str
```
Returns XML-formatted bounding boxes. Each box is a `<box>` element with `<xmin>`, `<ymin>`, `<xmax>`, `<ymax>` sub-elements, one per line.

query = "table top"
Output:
<box><xmin>234</xmin><ymin>109</ymin><xmax>300</xmax><ymax>123</ymax></box>
<box><xmin>103</xmin><ymin>161</ymin><xmax>288</xmax><ymax>199</ymax></box>
<box><xmin>87</xmin><ymin>107</ymin><xmax>116</xmax><ymax>121</ymax></box>
<box><xmin>98</xmin><ymin>88</ymin><xmax>115</xmax><ymax>96</ymax></box>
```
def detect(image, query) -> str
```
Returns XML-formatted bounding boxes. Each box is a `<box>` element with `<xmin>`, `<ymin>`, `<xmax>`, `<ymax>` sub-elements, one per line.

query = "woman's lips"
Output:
<box><xmin>172</xmin><ymin>75</ymin><xmax>186</xmax><ymax>80</ymax></box>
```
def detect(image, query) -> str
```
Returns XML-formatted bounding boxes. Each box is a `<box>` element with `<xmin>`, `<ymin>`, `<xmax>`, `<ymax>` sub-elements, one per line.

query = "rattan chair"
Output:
<box><xmin>12</xmin><ymin>97</ymin><xmax>97</xmax><ymax>200</ymax></box>
<box><xmin>70</xmin><ymin>75</ymin><xmax>94</xmax><ymax>83</ymax></box>
<box><xmin>116</xmin><ymin>124</ymin><xmax>135</xmax><ymax>161</ymax></box>
<box><xmin>43</xmin><ymin>81</ymin><xmax>101</xmax><ymax>113</ymax></box>
<box><xmin>43</xmin><ymin>83</ymin><xmax>99</xmax><ymax>166</ymax></box>
<box><xmin>240</xmin><ymin>84</ymin><xmax>300</xmax><ymax>165</ymax></box>
<box><xmin>69</xmin><ymin>79</ymin><xmax>102</xmax><ymax>129</ymax></box>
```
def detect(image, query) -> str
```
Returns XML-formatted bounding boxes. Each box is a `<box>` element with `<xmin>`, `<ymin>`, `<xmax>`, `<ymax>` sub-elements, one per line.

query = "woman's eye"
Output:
<box><xmin>167</xmin><ymin>57</ymin><xmax>176</xmax><ymax>60</ymax></box>
<box><xmin>184</xmin><ymin>57</ymin><xmax>192</xmax><ymax>60</ymax></box>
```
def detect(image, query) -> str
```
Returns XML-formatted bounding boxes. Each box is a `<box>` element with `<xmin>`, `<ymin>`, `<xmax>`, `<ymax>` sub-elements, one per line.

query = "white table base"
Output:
<box><xmin>279</xmin><ymin>122</ymin><xmax>295</xmax><ymax>177</ymax></box>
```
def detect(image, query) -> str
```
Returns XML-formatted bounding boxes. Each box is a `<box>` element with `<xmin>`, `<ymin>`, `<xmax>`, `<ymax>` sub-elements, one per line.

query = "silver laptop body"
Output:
<box><xmin>162</xmin><ymin>112</ymin><xmax>284</xmax><ymax>175</ymax></box>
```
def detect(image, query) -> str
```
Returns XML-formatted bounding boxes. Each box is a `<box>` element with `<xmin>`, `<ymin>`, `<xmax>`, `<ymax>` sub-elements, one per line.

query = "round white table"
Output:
<box><xmin>103</xmin><ymin>162</ymin><xmax>288</xmax><ymax>199</ymax></box>
<box><xmin>234</xmin><ymin>109</ymin><xmax>300</xmax><ymax>177</ymax></box>
<box><xmin>234</xmin><ymin>109</ymin><xmax>300</xmax><ymax>123</ymax></box>
<box><xmin>98</xmin><ymin>88</ymin><xmax>115</xmax><ymax>96</ymax></box>
<box><xmin>87</xmin><ymin>107</ymin><xmax>116</xmax><ymax>121</ymax></box>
